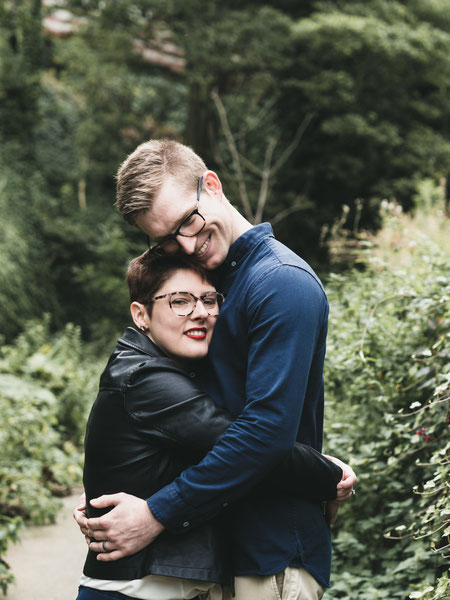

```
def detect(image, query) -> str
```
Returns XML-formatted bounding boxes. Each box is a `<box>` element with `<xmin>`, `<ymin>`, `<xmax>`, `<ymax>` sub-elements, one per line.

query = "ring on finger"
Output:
<box><xmin>102</xmin><ymin>540</ymin><xmax>111</xmax><ymax>552</ymax></box>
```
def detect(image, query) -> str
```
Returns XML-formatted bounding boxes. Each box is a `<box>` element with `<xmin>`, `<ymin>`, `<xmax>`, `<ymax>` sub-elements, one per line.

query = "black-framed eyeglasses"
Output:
<box><xmin>149</xmin><ymin>291</ymin><xmax>225</xmax><ymax>316</ymax></box>
<box><xmin>147</xmin><ymin>177</ymin><xmax>206</xmax><ymax>256</ymax></box>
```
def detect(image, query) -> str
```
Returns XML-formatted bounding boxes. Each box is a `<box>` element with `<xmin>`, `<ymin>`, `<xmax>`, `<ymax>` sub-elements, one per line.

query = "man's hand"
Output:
<box><xmin>75</xmin><ymin>492</ymin><xmax>165</xmax><ymax>561</ymax></box>
<box><xmin>323</xmin><ymin>455</ymin><xmax>357</xmax><ymax>524</ymax></box>
<box><xmin>73</xmin><ymin>491</ymin><xmax>90</xmax><ymax>541</ymax></box>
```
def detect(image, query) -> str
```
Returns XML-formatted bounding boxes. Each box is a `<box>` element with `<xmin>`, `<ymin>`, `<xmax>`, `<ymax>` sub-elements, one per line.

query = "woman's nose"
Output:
<box><xmin>191</xmin><ymin>298</ymin><xmax>209</xmax><ymax>319</ymax></box>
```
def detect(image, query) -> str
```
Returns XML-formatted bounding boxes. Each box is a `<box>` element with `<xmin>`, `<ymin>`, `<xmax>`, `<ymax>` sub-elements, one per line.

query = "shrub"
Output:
<box><xmin>324</xmin><ymin>189</ymin><xmax>449</xmax><ymax>599</ymax></box>
<box><xmin>0</xmin><ymin>317</ymin><xmax>103</xmax><ymax>592</ymax></box>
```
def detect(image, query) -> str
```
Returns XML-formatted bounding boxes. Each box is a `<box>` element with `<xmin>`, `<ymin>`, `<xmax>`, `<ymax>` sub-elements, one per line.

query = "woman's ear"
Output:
<box><xmin>202</xmin><ymin>170</ymin><xmax>222</xmax><ymax>196</ymax></box>
<box><xmin>130</xmin><ymin>302</ymin><xmax>149</xmax><ymax>331</ymax></box>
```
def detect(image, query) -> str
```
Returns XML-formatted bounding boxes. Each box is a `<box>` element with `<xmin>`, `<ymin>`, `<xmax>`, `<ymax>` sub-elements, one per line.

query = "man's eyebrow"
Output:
<box><xmin>157</xmin><ymin>204</ymin><xmax>196</xmax><ymax>241</ymax></box>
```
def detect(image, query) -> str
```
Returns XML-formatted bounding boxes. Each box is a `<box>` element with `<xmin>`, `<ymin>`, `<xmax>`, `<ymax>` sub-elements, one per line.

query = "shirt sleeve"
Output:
<box><xmin>148</xmin><ymin>265</ymin><xmax>329</xmax><ymax>533</ymax></box>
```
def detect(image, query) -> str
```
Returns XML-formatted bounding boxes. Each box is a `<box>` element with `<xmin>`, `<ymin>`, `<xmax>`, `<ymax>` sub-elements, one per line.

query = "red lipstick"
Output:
<box><xmin>184</xmin><ymin>327</ymin><xmax>207</xmax><ymax>340</ymax></box>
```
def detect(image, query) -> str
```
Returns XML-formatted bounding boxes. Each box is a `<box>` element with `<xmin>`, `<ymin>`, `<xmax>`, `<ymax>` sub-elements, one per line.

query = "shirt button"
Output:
<box><xmin>231</xmin><ymin>261</ymin><xmax>237</xmax><ymax>267</ymax></box>
<box><xmin>189</xmin><ymin>372</ymin><xmax>195</xmax><ymax>378</ymax></box>
<box><xmin>222</xmin><ymin>502</ymin><xmax>229</xmax><ymax>508</ymax></box>
<box><xmin>182</xmin><ymin>521</ymin><xmax>190</xmax><ymax>528</ymax></box>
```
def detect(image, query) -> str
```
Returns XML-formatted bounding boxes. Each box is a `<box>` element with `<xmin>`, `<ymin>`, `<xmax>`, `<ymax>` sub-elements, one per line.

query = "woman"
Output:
<box><xmin>77</xmin><ymin>251</ymin><xmax>343</xmax><ymax>600</ymax></box>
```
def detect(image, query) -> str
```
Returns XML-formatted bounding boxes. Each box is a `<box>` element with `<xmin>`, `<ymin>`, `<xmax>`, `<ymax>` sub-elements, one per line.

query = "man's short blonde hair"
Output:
<box><xmin>115</xmin><ymin>139</ymin><xmax>207</xmax><ymax>224</ymax></box>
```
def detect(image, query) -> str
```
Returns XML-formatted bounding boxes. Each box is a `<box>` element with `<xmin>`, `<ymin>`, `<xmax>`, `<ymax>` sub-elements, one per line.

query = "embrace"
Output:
<box><xmin>73</xmin><ymin>139</ymin><xmax>356</xmax><ymax>600</ymax></box>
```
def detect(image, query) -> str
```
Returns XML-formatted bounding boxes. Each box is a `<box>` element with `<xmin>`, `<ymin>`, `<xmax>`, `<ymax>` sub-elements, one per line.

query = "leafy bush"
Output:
<box><xmin>0</xmin><ymin>318</ymin><xmax>103</xmax><ymax>592</ymax></box>
<box><xmin>324</xmin><ymin>187</ymin><xmax>449</xmax><ymax>599</ymax></box>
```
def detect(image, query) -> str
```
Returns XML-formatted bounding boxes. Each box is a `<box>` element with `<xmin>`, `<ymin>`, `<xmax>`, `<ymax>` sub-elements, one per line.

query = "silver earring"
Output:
<box><xmin>140</xmin><ymin>326</ymin><xmax>147</xmax><ymax>332</ymax></box>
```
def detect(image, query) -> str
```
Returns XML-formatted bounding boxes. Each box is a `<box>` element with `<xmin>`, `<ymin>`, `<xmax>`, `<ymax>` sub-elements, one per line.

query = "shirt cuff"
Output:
<box><xmin>147</xmin><ymin>483</ymin><xmax>227</xmax><ymax>534</ymax></box>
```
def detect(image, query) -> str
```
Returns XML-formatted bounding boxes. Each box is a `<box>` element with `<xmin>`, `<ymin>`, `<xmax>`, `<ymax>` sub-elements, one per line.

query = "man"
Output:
<box><xmin>75</xmin><ymin>139</ymin><xmax>356</xmax><ymax>599</ymax></box>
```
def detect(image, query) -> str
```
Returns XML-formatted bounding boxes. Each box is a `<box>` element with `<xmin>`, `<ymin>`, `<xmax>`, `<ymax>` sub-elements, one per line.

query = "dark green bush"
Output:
<box><xmin>0</xmin><ymin>318</ymin><xmax>103</xmax><ymax>592</ymax></box>
<box><xmin>324</xmin><ymin>193</ymin><xmax>449</xmax><ymax>599</ymax></box>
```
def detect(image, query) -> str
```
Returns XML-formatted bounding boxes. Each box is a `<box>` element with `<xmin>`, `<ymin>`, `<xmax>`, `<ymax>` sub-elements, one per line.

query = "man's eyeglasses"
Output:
<box><xmin>148</xmin><ymin>177</ymin><xmax>205</xmax><ymax>256</ymax></box>
<box><xmin>149</xmin><ymin>291</ymin><xmax>225</xmax><ymax>316</ymax></box>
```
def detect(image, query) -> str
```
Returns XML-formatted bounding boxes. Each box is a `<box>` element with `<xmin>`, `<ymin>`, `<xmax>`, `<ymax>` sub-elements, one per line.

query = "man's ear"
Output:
<box><xmin>202</xmin><ymin>170</ymin><xmax>222</xmax><ymax>196</ymax></box>
<box><xmin>130</xmin><ymin>301</ymin><xmax>149</xmax><ymax>330</ymax></box>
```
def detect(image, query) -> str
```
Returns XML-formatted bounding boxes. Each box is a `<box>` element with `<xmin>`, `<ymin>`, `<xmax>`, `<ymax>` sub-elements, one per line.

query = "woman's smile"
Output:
<box><xmin>184</xmin><ymin>327</ymin><xmax>207</xmax><ymax>340</ymax></box>
<box><xmin>143</xmin><ymin>269</ymin><xmax>218</xmax><ymax>360</ymax></box>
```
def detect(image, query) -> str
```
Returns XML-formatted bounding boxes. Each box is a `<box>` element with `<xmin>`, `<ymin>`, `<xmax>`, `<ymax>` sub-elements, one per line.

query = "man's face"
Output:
<box><xmin>135</xmin><ymin>174</ymin><xmax>234</xmax><ymax>271</ymax></box>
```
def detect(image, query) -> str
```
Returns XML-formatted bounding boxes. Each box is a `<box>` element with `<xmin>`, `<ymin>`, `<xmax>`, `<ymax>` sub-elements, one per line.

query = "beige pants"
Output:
<box><xmin>222</xmin><ymin>566</ymin><xmax>324</xmax><ymax>600</ymax></box>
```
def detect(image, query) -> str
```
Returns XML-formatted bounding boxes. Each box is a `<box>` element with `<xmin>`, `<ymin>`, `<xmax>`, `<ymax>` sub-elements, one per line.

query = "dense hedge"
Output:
<box><xmin>324</xmin><ymin>193</ymin><xmax>449</xmax><ymax>599</ymax></box>
<box><xmin>0</xmin><ymin>318</ymin><xmax>102</xmax><ymax>593</ymax></box>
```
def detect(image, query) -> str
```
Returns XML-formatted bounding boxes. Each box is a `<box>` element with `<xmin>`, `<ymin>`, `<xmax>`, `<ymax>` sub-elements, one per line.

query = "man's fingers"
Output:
<box><xmin>73</xmin><ymin>506</ymin><xmax>88</xmax><ymax>526</ymax></box>
<box><xmin>87</xmin><ymin>530</ymin><xmax>109</xmax><ymax>542</ymax></box>
<box><xmin>76</xmin><ymin>491</ymin><xmax>86</xmax><ymax>509</ymax></box>
<box><xmin>85</xmin><ymin>516</ymin><xmax>108</xmax><ymax>531</ymax></box>
<box><xmin>90</xmin><ymin>493</ymin><xmax>125</xmax><ymax>509</ymax></box>
<box><xmin>96</xmin><ymin>549</ymin><xmax>125</xmax><ymax>562</ymax></box>
<box><xmin>88</xmin><ymin>540</ymin><xmax>115</xmax><ymax>553</ymax></box>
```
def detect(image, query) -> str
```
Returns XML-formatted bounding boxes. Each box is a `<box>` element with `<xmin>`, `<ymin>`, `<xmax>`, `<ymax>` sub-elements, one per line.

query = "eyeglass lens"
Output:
<box><xmin>170</xmin><ymin>292</ymin><xmax>223</xmax><ymax>316</ymax></box>
<box><xmin>150</xmin><ymin>177</ymin><xmax>205</xmax><ymax>256</ymax></box>
<box><xmin>153</xmin><ymin>213</ymin><xmax>205</xmax><ymax>256</ymax></box>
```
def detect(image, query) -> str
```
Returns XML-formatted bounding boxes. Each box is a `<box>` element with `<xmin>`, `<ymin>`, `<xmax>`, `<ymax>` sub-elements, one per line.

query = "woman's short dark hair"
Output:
<box><xmin>127</xmin><ymin>251</ymin><xmax>217</xmax><ymax>315</ymax></box>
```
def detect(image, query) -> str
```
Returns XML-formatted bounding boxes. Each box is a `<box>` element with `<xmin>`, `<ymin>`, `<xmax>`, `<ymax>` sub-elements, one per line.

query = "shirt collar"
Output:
<box><xmin>222</xmin><ymin>222</ymin><xmax>274</xmax><ymax>270</ymax></box>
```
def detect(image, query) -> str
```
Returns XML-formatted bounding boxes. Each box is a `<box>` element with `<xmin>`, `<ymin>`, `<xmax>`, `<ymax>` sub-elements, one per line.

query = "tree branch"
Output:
<box><xmin>270</xmin><ymin>112</ymin><xmax>314</xmax><ymax>176</ymax></box>
<box><xmin>211</xmin><ymin>88</ymin><xmax>254</xmax><ymax>221</ymax></box>
<box><xmin>254</xmin><ymin>137</ymin><xmax>277</xmax><ymax>224</ymax></box>
<box><xmin>270</xmin><ymin>197</ymin><xmax>309</xmax><ymax>227</ymax></box>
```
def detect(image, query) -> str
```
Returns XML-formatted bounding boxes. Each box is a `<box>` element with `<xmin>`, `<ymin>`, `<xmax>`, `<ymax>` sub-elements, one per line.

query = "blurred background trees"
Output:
<box><xmin>0</xmin><ymin>0</ymin><xmax>449</xmax><ymax>597</ymax></box>
<box><xmin>1</xmin><ymin>0</ymin><xmax>449</xmax><ymax>341</ymax></box>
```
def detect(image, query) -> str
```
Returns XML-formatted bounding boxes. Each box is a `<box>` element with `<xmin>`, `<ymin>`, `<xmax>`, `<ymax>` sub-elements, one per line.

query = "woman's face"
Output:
<box><xmin>143</xmin><ymin>269</ymin><xmax>219</xmax><ymax>361</ymax></box>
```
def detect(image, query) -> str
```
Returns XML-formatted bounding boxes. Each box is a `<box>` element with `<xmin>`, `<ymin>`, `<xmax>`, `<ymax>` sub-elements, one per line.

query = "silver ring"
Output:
<box><xmin>351</xmin><ymin>489</ymin><xmax>356</xmax><ymax>495</ymax></box>
<box><xmin>102</xmin><ymin>540</ymin><xmax>110</xmax><ymax>552</ymax></box>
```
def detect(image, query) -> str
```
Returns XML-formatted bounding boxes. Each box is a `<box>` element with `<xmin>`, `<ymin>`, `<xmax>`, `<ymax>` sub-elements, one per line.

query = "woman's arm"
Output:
<box><xmin>125</xmin><ymin>357</ymin><xmax>341</xmax><ymax>500</ymax></box>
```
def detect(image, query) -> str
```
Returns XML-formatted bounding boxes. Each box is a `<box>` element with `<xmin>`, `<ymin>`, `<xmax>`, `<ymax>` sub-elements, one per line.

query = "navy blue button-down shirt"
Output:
<box><xmin>148</xmin><ymin>223</ymin><xmax>333</xmax><ymax>586</ymax></box>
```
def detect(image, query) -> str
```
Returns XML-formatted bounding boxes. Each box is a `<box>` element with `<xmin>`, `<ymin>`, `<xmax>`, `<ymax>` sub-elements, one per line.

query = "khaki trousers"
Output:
<box><xmin>222</xmin><ymin>567</ymin><xmax>324</xmax><ymax>600</ymax></box>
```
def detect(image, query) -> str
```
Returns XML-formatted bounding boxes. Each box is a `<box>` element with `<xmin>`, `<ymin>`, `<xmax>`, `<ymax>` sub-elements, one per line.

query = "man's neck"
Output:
<box><xmin>229</xmin><ymin>205</ymin><xmax>253</xmax><ymax>244</ymax></box>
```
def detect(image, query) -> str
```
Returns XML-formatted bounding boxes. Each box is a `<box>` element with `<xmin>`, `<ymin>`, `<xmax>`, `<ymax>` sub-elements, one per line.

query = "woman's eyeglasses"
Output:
<box><xmin>148</xmin><ymin>291</ymin><xmax>225</xmax><ymax>316</ymax></box>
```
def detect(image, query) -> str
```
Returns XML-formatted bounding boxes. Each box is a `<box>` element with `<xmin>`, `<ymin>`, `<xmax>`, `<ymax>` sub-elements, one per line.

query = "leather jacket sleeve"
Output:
<box><xmin>265</xmin><ymin>443</ymin><xmax>341</xmax><ymax>500</ymax></box>
<box><xmin>124</xmin><ymin>358</ymin><xmax>232</xmax><ymax>456</ymax></box>
<box><xmin>124</xmin><ymin>357</ymin><xmax>341</xmax><ymax>500</ymax></box>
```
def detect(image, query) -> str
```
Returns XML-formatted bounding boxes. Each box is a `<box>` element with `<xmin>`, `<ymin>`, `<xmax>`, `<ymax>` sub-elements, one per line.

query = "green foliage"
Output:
<box><xmin>0</xmin><ymin>318</ymin><xmax>103</xmax><ymax>592</ymax></box>
<box><xmin>0</xmin><ymin>515</ymin><xmax>20</xmax><ymax>594</ymax></box>
<box><xmin>324</xmin><ymin>184</ymin><xmax>449</xmax><ymax>599</ymax></box>
<box><xmin>0</xmin><ymin>0</ymin><xmax>43</xmax><ymax>148</ymax></box>
<box><xmin>0</xmin><ymin>142</ymin><xmax>57</xmax><ymax>340</ymax></box>
<box><xmin>275</xmin><ymin>0</ymin><xmax>450</xmax><ymax>256</ymax></box>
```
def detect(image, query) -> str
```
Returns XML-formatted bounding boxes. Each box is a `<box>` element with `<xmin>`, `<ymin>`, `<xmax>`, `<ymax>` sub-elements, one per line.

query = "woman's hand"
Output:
<box><xmin>323</xmin><ymin>455</ymin><xmax>357</xmax><ymax>524</ymax></box>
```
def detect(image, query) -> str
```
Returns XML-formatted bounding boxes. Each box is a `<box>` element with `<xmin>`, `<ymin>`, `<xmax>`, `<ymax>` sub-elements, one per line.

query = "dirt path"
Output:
<box><xmin>5</xmin><ymin>491</ymin><xmax>87</xmax><ymax>600</ymax></box>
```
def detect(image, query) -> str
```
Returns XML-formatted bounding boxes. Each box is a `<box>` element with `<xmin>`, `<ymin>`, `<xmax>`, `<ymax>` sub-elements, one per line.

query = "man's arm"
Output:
<box><xmin>78</xmin><ymin>348</ymin><xmax>350</xmax><ymax>558</ymax></box>
<box><xmin>77</xmin><ymin>456</ymin><xmax>355</xmax><ymax>559</ymax></box>
<box><xmin>146</xmin><ymin>267</ymin><xmax>331</xmax><ymax>529</ymax></box>
<box><xmin>81</xmin><ymin>267</ymin><xmax>356</xmax><ymax>558</ymax></box>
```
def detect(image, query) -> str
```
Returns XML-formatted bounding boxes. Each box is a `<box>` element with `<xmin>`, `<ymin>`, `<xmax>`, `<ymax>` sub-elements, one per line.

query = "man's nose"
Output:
<box><xmin>176</xmin><ymin>235</ymin><xmax>198</xmax><ymax>255</ymax></box>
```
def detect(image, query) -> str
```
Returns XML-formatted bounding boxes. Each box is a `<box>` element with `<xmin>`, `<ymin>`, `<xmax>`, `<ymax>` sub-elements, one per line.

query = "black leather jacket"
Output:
<box><xmin>82</xmin><ymin>327</ymin><xmax>341</xmax><ymax>585</ymax></box>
